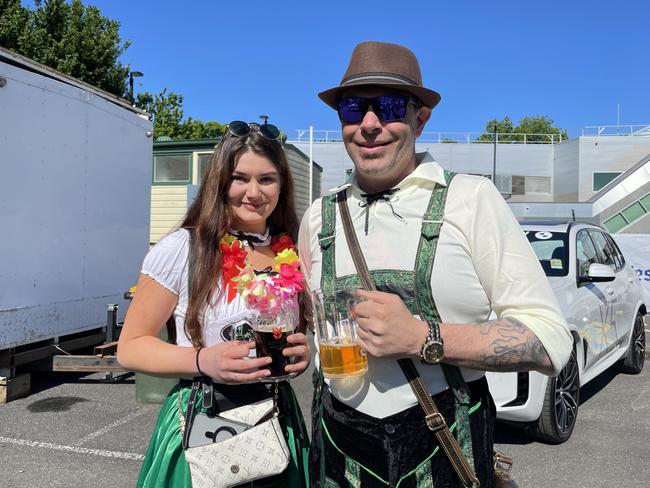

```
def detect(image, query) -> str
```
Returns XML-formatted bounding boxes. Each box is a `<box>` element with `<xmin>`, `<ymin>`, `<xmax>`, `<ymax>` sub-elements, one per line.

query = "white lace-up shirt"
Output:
<box><xmin>298</xmin><ymin>160</ymin><xmax>572</xmax><ymax>418</ymax></box>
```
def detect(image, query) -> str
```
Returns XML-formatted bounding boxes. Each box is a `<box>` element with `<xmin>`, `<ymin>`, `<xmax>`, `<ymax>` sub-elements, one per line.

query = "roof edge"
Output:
<box><xmin>0</xmin><ymin>46</ymin><xmax>149</xmax><ymax>117</ymax></box>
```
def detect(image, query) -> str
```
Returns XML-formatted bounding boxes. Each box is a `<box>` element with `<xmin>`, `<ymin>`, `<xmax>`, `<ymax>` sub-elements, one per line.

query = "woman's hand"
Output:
<box><xmin>283</xmin><ymin>332</ymin><xmax>311</xmax><ymax>375</ymax></box>
<box><xmin>199</xmin><ymin>340</ymin><xmax>272</xmax><ymax>384</ymax></box>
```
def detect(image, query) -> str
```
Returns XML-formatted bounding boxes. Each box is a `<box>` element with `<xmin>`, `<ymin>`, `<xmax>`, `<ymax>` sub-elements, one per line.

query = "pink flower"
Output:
<box><xmin>276</xmin><ymin>262</ymin><xmax>304</xmax><ymax>292</ymax></box>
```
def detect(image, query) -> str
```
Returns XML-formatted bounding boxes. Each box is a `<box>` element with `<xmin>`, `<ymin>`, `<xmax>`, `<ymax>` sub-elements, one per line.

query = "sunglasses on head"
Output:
<box><xmin>228</xmin><ymin>120</ymin><xmax>281</xmax><ymax>141</ymax></box>
<box><xmin>337</xmin><ymin>95</ymin><xmax>420</xmax><ymax>124</ymax></box>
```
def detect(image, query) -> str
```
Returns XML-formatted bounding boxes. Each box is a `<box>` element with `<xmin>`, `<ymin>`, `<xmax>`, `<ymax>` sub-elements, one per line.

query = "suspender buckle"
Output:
<box><xmin>317</xmin><ymin>233</ymin><xmax>335</xmax><ymax>249</ymax></box>
<box><xmin>425</xmin><ymin>412</ymin><xmax>447</xmax><ymax>432</ymax></box>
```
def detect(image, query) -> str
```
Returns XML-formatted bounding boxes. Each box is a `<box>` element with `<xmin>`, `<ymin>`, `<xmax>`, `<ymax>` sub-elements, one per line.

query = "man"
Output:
<box><xmin>298</xmin><ymin>41</ymin><xmax>572</xmax><ymax>487</ymax></box>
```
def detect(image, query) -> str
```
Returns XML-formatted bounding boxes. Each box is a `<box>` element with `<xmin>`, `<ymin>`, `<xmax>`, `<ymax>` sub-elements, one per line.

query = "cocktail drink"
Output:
<box><xmin>312</xmin><ymin>289</ymin><xmax>368</xmax><ymax>379</ymax></box>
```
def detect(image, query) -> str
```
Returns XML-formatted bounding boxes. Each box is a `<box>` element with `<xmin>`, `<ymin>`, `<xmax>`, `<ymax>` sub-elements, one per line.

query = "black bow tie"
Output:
<box><xmin>231</xmin><ymin>231</ymin><xmax>266</xmax><ymax>249</ymax></box>
<box><xmin>358</xmin><ymin>188</ymin><xmax>402</xmax><ymax>235</ymax></box>
<box><xmin>360</xmin><ymin>188</ymin><xmax>399</xmax><ymax>206</ymax></box>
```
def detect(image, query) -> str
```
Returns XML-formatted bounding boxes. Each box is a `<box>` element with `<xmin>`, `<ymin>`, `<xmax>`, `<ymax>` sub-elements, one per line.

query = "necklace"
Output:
<box><xmin>219</xmin><ymin>233</ymin><xmax>303</xmax><ymax>315</ymax></box>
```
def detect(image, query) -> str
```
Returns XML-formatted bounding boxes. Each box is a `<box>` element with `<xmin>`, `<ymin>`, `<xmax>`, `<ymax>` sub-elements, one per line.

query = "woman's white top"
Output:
<box><xmin>141</xmin><ymin>229</ymin><xmax>251</xmax><ymax>347</ymax></box>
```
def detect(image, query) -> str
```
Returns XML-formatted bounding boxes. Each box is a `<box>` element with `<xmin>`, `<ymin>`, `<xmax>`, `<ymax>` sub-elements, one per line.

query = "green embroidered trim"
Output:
<box><xmin>319</xmin><ymin>194</ymin><xmax>338</xmax><ymax>295</ymax></box>
<box><xmin>345</xmin><ymin>458</ymin><xmax>362</xmax><ymax>488</ymax></box>
<box><xmin>335</xmin><ymin>270</ymin><xmax>417</xmax><ymax>311</ymax></box>
<box><xmin>414</xmin><ymin>171</ymin><xmax>455</xmax><ymax>323</ymax></box>
<box><xmin>323</xmin><ymin>477</ymin><xmax>340</xmax><ymax>488</ymax></box>
<box><xmin>320</xmin><ymin>401</ymin><xmax>482</xmax><ymax>487</ymax></box>
<box><xmin>412</xmin><ymin>172</ymin><xmax>476</xmax><ymax>470</ymax></box>
<box><xmin>336</xmin><ymin>270</ymin><xmax>414</xmax><ymax>290</ymax></box>
<box><xmin>441</xmin><ymin>364</ymin><xmax>474</xmax><ymax>467</ymax></box>
<box><xmin>414</xmin><ymin>461</ymin><xmax>435</xmax><ymax>488</ymax></box>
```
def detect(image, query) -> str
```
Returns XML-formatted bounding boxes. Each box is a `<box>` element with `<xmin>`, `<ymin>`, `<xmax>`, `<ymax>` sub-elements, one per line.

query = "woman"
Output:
<box><xmin>117</xmin><ymin>121</ymin><xmax>311</xmax><ymax>487</ymax></box>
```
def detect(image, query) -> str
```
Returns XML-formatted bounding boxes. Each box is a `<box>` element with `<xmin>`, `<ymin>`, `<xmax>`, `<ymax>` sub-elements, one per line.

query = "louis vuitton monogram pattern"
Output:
<box><xmin>184</xmin><ymin>416</ymin><xmax>289</xmax><ymax>488</ymax></box>
<box><xmin>219</xmin><ymin>398</ymin><xmax>274</xmax><ymax>426</ymax></box>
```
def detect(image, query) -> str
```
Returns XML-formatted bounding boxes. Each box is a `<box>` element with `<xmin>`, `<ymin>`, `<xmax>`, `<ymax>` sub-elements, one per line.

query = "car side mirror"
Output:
<box><xmin>579</xmin><ymin>263</ymin><xmax>616</xmax><ymax>283</ymax></box>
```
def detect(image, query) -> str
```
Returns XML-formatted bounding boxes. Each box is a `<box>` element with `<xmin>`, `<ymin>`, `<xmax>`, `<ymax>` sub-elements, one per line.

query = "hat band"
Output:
<box><xmin>341</xmin><ymin>72</ymin><xmax>419</xmax><ymax>88</ymax></box>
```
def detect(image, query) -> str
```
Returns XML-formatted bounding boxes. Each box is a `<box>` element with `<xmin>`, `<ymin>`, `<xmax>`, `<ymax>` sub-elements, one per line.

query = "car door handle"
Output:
<box><xmin>606</xmin><ymin>287</ymin><xmax>615</xmax><ymax>295</ymax></box>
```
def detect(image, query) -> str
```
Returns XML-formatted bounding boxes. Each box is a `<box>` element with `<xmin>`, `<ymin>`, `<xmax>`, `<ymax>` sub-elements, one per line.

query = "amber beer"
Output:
<box><xmin>313</xmin><ymin>287</ymin><xmax>368</xmax><ymax>379</ymax></box>
<box><xmin>319</xmin><ymin>339</ymin><xmax>367</xmax><ymax>378</ymax></box>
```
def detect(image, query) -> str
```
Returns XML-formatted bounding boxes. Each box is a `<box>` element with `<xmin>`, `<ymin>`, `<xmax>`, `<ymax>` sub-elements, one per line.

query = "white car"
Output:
<box><xmin>486</xmin><ymin>221</ymin><xmax>646</xmax><ymax>443</ymax></box>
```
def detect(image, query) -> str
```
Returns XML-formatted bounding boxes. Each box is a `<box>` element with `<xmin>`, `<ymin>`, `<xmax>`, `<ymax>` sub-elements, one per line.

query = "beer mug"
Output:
<box><xmin>248</xmin><ymin>302</ymin><xmax>298</xmax><ymax>380</ymax></box>
<box><xmin>312</xmin><ymin>288</ymin><xmax>368</xmax><ymax>378</ymax></box>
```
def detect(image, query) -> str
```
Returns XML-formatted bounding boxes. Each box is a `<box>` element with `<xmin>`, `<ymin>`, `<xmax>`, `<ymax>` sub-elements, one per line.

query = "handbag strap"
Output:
<box><xmin>336</xmin><ymin>189</ymin><xmax>480</xmax><ymax>488</ymax></box>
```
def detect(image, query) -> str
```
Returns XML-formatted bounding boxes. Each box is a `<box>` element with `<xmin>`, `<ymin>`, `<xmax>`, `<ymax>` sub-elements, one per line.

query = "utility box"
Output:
<box><xmin>0</xmin><ymin>48</ymin><xmax>152</xmax><ymax>383</ymax></box>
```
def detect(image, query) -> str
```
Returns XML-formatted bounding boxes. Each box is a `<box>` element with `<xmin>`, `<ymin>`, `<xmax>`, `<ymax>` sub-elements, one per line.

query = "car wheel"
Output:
<box><xmin>529</xmin><ymin>345</ymin><xmax>580</xmax><ymax>444</ymax></box>
<box><xmin>617</xmin><ymin>312</ymin><xmax>645</xmax><ymax>374</ymax></box>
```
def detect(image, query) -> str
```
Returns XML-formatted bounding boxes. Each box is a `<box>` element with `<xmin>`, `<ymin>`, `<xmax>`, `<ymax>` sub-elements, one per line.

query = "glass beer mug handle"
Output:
<box><xmin>312</xmin><ymin>288</ymin><xmax>368</xmax><ymax>379</ymax></box>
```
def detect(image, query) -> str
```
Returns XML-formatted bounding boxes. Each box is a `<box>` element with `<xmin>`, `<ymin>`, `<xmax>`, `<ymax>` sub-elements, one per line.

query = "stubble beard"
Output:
<box><xmin>353</xmin><ymin>151</ymin><xmax>399</xmax><ymax>178</ymax></box>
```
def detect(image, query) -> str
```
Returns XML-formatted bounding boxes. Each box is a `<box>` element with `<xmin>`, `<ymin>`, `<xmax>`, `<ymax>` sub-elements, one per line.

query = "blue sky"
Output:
<box><xmin>81</xmin><ymin>0</ymin><xmax>649</xmax><ymax>139</ymax></box>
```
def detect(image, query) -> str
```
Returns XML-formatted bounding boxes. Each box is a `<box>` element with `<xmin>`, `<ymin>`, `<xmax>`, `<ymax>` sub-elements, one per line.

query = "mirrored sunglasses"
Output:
<box><xmin>228</xmin><ymin>120</ymin><xmax>281</xmax><ymax>141</ymax></box>
<box><xmin>337</xmin><ymin>96</ymin><xmax>420</xmax><ymax>124</ymax></box>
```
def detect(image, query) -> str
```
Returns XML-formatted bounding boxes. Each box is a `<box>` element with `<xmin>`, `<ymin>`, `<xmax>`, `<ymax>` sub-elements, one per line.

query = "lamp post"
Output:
<box><xmin>129</xmin><ymin>70</ymin><xmax>143</xmax><ymax>103</ymax></box>
<box><xmin>259</xmin><ymin>114</ymin><xmax>269</xmax><ymax>125</ymax></box>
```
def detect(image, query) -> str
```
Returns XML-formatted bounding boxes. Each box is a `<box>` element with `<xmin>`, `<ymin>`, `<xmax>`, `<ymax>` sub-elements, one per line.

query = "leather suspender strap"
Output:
<box><xmin>335</xmin><ymin>189</ymin><xmax>480</xmax><ymax>488</ymax></box>
<box><xmin>336</xmin><ymin>191</ymin><xmax>374</xmax><ymax>291</ymax></box>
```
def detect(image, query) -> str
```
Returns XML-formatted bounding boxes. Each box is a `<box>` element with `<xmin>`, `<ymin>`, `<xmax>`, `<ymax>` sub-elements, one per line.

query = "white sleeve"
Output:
<box><xmin>298</xmin><ymin>206</ymin><xmax>314</xmax><ymax>287</ymax></box>
<box><xmin>141</xmin><ymin>229</ymin><xmax>190</xmax><ymax>296</ymax></box>
<box><xmin>463</xmin><ymin>177</ymin><xmax>573</xmax><ymax>374</ymax></box>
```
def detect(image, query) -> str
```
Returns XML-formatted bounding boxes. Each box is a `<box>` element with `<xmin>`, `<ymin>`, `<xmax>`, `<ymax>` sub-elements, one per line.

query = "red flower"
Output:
<box><xmin>271</xmin><ymin>234</ymin><xmax>296</xmax><ymax>254</ymax></box>
<box><xmin>220</xmin><ymin>240</ymin><xmax>247</xmax><ymax>302</ymax></box>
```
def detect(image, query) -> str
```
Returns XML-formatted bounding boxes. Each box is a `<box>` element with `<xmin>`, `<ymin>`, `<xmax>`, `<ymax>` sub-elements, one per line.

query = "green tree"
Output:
<box><xmin>476</xmin><ymin>115</ymin><xmax>567</xmax><ymax>143</ymax></box>
<box><xmin>135</xmin><ymin>89</ymin><xmax>184</xmax><ymax>139</ymax></box>
<box><xmin>0</xmin><ymin>0</ymin><xmax>28</xmax><ymax>48</ymax></box>
<box><xmin>515</xmin><ymin>116</ymin><xmax>568</xmax><ymax>143</ymax></box>
<box><xmin>178</xmin><ymin>118</ymin><xmax>227</xmax><ymax>140</ymax></box>
<box><xmin>0</xmin><ymin>0</ymin><xmax>131</xmax><ymax>97</ymax></box>
<box><xmin>136</xmin><ymin>89</ymin><xmax>227</xmax><ymax>140</ymax></box>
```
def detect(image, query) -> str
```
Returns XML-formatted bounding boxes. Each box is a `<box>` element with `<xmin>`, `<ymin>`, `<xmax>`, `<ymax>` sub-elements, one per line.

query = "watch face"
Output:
<box><xmin>424</xmin><ymin>342</ymin><xmax>444</xmax><ymax>364</ymax></box>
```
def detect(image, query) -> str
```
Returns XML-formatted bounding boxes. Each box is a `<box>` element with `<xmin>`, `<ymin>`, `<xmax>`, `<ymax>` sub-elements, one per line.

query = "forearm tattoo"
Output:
<box><xmin>476</xmin><ymin>318</ymin><xmax>551</xmax><ymax>372</ymax></box>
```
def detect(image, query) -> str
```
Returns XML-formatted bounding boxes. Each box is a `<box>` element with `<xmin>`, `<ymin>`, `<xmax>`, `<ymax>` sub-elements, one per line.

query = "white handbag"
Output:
<box><xmin>179</xmin><ymin>381</ymin><xmax>290</xmax><ymax>488</ymax></box>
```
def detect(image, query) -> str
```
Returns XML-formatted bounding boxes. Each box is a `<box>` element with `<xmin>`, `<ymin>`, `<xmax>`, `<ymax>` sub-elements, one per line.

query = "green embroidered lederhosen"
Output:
<box><xmin>312</xmin><ymin>172</ymin><xmax>485</xmax><ymax>487</ymax></box>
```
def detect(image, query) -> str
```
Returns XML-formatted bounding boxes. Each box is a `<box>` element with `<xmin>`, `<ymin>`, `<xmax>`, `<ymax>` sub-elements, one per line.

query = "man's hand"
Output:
<box><xmin>354</xmin><ymin>290</ymin><xmax>428</xmax><ymax>358</ymax></box>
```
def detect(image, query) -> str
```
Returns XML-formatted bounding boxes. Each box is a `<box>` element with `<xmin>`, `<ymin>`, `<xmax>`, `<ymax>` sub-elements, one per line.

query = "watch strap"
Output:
<box><xmin>336</xmin><ymin>190</ymin><xmax>480</xmax><ymax>488</ymax></box>
<box><xmin>421</xmin><ymin>320</ymin><xmax>443</xmax><ymax>363</ymax></box>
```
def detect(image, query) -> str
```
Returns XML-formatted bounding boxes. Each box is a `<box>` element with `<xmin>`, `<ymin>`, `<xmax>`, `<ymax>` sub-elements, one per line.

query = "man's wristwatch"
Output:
<box><xmin>420</xmin><ymin>320</ymin><xmax>444</xmax><ymax>364</ymax></box>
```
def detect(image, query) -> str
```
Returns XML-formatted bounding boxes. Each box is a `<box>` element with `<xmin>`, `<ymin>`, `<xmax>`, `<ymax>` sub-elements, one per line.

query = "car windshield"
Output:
<box><xmin>524</xmin><ymin>230</ymin><xmax>569</xmax><ymax>277</ymax></box>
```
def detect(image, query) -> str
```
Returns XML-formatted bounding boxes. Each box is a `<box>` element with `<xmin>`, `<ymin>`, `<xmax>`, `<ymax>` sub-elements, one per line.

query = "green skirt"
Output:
<box><xmin>137</xmin><ymin>382</ymin><xmax>310</xmax><ymax>488</ymax></box>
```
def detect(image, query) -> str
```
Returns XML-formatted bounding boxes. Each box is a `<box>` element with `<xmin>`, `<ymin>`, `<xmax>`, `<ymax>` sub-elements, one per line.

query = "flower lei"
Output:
<box><xmin>219</xmin><ymin>232</ymin><xmax>304</xmax><ymax>317</ymax></box>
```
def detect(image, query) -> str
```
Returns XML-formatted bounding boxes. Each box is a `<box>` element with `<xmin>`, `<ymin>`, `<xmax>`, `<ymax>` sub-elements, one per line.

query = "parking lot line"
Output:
<box><xmin>0</xmin><ymin>436</ymin><xmax>144</xmax><ymax>461</ymax></box>
<box><xmin>73</xmin><ymin>408</ymin><xmax>149</xmax><ymax>446</ymax></box>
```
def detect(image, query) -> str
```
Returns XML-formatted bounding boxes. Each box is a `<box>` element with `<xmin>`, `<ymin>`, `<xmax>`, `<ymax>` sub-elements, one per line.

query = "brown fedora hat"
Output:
<box><xmin>319</xmin><ymin>41</ymin><xmax>441</xmax><ymax>110</ymax></box>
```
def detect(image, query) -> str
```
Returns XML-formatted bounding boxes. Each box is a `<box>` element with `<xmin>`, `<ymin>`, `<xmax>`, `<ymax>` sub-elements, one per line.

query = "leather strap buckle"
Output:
<box><xmin>494</xmin><ymin>450</ymin><xmax>513</xmax><ymax>474</ymax></box>
<box><xmin>425</xmin><ymin>412</ymin><xmax>446</xmax><ymax>432</ymax></box>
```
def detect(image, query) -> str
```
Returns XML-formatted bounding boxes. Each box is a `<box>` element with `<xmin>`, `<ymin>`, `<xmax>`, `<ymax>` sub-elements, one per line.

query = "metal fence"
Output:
<box><xmin>292</xmin><ymin>129</ymin><xmax>563</xmax><ymax>144</ymax></box>
<box><xmin>581</xmin><ymin>125</ymin><xmax>650</xmax><ymax>136</ymax></box>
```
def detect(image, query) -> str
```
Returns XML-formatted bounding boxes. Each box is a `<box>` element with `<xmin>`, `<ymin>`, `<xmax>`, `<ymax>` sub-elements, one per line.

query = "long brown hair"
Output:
<box><xmin>180</xmin><ymin>127</ymin><xmax>298</xmax><ymax>347</ymax></box>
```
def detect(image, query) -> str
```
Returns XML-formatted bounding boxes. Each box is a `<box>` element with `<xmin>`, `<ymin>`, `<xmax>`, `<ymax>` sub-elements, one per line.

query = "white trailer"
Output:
<box><xmin>0</xmin><ymin>48</ymin><xmax>152</xmax><ymax>400</ymax></box>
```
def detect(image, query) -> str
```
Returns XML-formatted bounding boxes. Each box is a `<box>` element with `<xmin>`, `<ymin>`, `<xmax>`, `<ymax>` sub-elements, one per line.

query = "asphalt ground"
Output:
<box><xmin>1</xmin><ymin>327</ymin><xmax>649</xmax><ymax>488</ymax></box>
